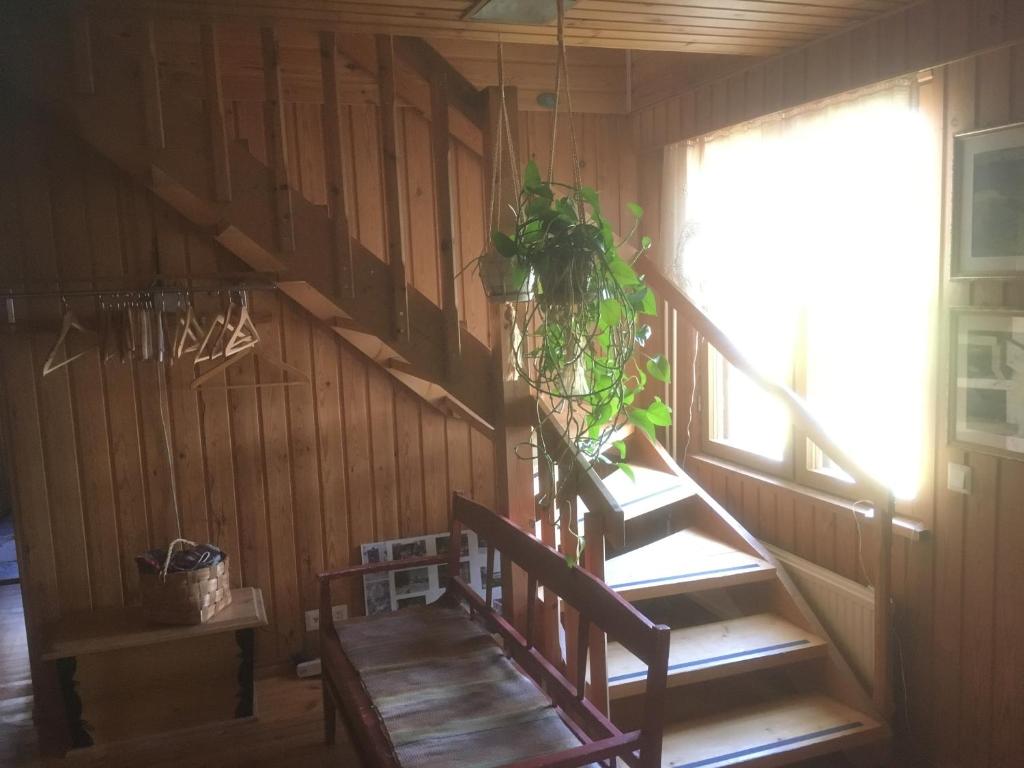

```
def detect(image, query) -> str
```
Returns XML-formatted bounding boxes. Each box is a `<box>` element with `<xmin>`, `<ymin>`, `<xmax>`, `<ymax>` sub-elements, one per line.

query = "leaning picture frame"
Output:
<box><xmin>950</xmin><ymin>308</ymin><xmax>1024</xmax><ymax>458</ymax></box>
<box><xmin>951</xmin><ymin>122</ymin><xmax>1024</xmax><ymax>278</ymax></box>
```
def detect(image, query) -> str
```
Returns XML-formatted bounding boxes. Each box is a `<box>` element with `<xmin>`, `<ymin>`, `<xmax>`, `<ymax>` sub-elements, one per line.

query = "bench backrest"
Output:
<box><xmin>447</xmin><ymin>493</ymin><xmax>670</xmax><ymax>768</ymax></box>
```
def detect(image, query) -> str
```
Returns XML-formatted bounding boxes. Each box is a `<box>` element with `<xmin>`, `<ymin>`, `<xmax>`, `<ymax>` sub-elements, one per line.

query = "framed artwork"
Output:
<box><xmin>359</xmin><ymin>530</ymin><xmax>499</xmax><ymax>616</ymax></box>
<box><xmin>951</xmin><ymin>309</ymin><xmax>1024</xmax><ymax>457</ymax></box>
<box><xmin>952</xmin><ymin>122</ymin><xmax>1024</xmax><ymax>278</ymax></box>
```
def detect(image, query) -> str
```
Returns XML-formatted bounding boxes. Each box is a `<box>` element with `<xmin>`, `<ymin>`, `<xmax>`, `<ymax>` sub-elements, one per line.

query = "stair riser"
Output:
<box><xmin>614</xmin><ymin>565</ymin><xmax>776</xmax><ymax>603</ymax></box>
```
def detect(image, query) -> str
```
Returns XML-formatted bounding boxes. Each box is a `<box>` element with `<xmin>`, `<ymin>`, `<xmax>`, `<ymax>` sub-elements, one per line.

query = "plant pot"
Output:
<box><xmin>534</xmin><ymin>255</ymin><xmax>595</xmax><ymax>307</ymax></box>
<box><xmin>479</xmin><ymin>251</ymin><xmax>534</xmax><ymax>303</ymax></box>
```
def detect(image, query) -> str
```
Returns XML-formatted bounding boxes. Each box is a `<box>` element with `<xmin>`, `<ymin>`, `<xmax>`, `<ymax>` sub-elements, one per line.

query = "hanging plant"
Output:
<box><xmin>493</xmin><ymin>159</ymin><xmax>673</xmax><ymax>515</ymax></box>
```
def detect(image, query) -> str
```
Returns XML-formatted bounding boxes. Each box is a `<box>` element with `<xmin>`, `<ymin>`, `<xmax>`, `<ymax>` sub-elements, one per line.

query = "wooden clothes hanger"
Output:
<box><xmin>42</xmin><ymin>303</ymin><xmax>96</xmax><ymax>376</ymax></box>
<box><xmin>190</xmin><ymin>346</ymin><xmax>309</xmax><ymax>391</ymax></box>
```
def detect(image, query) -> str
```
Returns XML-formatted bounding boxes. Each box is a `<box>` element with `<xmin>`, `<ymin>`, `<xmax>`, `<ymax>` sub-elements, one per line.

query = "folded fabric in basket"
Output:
<box><xmin>135</xmin><ymin>543</ymin><xmax>226</xmax><ymax>575</ymax></box>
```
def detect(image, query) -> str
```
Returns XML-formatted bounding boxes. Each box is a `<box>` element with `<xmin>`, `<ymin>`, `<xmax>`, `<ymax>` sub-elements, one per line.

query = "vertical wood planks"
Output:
<box><xmin>375</xmin><ymin>35</ymin><xmax>410</xmax><ymax>342</ymax></box>
<box><xmin>261</xmin><ymin>27</ymin><xmax>294</xmax><ymax>254</ymax></box>
<box><xmin>71</xmin><ymin>11</ymin><xmax>94</xmax><ymax>95</ymax></box>
<box><xmin>319</xmin><ymin>31</ymin><xmax>354</xmax><ymax>298</ymax></box>
<box><xmin>201</xmin><ymin>24</ymin><xmax>231</xmax><ymax>202</ymax></box>
<box><xmin>430</xmin><ymin>71</ymin><xmax>462</xmax><ymax>379</ymax></box>
<box><xmin>138</xmin><ymin>19</ymin><xmax>164</xmax><ymax>149</ymax></box>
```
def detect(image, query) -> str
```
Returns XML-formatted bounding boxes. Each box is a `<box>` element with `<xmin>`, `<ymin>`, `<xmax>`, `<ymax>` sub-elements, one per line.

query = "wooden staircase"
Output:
<box><xmin>591</xmin><ymin>429</ymin><xmax>887</xmax><ymax>766</ymax></box>
<box><xmin>0</xmin><ymin>8</ymin><xmax>497</xmax><ymax>428</ymax></box>
<box><xmin>3</xmin><ymin>7</ymin><xmax>893</xmax><ymax>766</ymax></box>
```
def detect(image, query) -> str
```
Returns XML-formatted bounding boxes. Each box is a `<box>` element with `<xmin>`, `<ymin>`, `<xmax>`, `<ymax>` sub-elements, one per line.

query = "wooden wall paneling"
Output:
<box><xmin>395</xmin><ymin>388</ymin><xmax>426</xmax><ymax>538</ymax></box>
<box><xmin>452</xmin><ymin>142</ymin><xmax>488</xmax><ymax>344</ymax></box>
<box><xmin>990</xmin><ymin>462</ymin><xmax>1024</xmax><ymax>763</ymax></box>
<box><xmin>781</xmin><ymin>49</ymin><xmax>806</xmax><ymax>110</ymax></box>
<box><xmin>311</xmin><ymin>325</ymin><xmax>353</xmax><ymax>610</ymax></box>
<box><xmin>756</xmin><ymin>484</ymin><xmax>777</xmax><ymax>546</ymax></box>
<box><xmin>261</xmin><ymin>27</ymin><xmax>295</xmax><ymax>253</ymax></box>
<box><xmin>137</xmin><ymin>19</ymin><xmax>165</xmax><ymax>149</ymax></box>
<box><xmin>445</xmin><ymin>419</ymin><xmax>473</xmax><ymax>497</ymax></box>
<box><xmin>337</xmin><ymin>343</ymin><xmax>374</xmax><ymax>566</ymax></box>
<box><xmin>102</xmin><ymin>181</ymin><xmax>151</xmax><ymax>605</ymax></box>
<box><xmin>431</xmin><ymin>75</ymin><xmax>460</xmax><ymax>379</ymax></box>
<box><xmin>74</xmin><ymin>156</ymin><xmax>125</xmax><ymax>610</ymax></box>
<box><xmin>294</xmin><ymin>102</ymin><xmax>327</xmax><ymax>206</ymax></box>
<box><xmin>402</xmin><ymin>108</ymin><xmax>441</xmax><ymax>305</ymax></box>
<box><xmin>793</xmin><ymin>495</ymin><xmax>815</xmax><ymax>563</ymax></box>
<box><xmin>420</xmin><ymin>406</ymin><xmax>449</xmax><ymax>534</ymax></box>
<box><xmin>281</xmin><ymin>302</ymin><xmax>325</xmax><ymax>655</ymax></box>
<box><xmin>907</xmin><ymin>0</ymin><xmax>940</xmax><ymax>73</ymax></box>
<box><xmin>201</xmin><ymin>23</ymin><xmax>232</xmax><ymax>202</ymax></box>
<box><xmin>366</xmin><ymin>364</ymin><xmax>399</xmax><ymax>541</ymax></box>
<box><xmin>775</xmin><ymin>492</ymin><xmax>796</xmax><ymax>554</ymax></box>
<box><xmin>813</xmin><ymin>502</ymin><xmax>836</xmax><ymax>573</ymax></box>
<box><xmin>762</xmin><ymin>58</ymin><xmax>785</xmax><ymax>116</ymax></box>
<box><xmin>958</xmin><ymin>452</ymin><xmax>998</xmax><ymax>766</ymax></box>
<box><xmin>348</xmin><ymin>105</ymin><xmax>387</xmax><ymax>258</ymax></box>
<box><xmin>254</xmin><ymin>291</ymin><xmax>302</xmax><ymax>660</ymax></box>
<box><xmin>155</xmin><ymin>208</ymin><xmax>212</xmax><ymax>545</ymax></box>
<box><xmin>878</xmin><ymin>11</ymin><xmax>908</xmax><ymax>80</ymax></box>
<box><xmin>469</xmin><ymin>425</ymin><xmax>496</xmax><ymax>510</ymax></box>
<box><xmin>320</xmin><ymin>30</ymin><xmax>355</xmax><ymax>298</ymax></box>
<box><xmin>741</xmin><ymin>480</ymin><xmax>759</xmax><ymax>539</ymax></box>
<box><xmin>804</xmin><ymin>41</ymin><xmax>831</xmax><ymax>103</ymax></box>
<box><xmin>970</xmin><ymin>0</ymin><xmax>1007</xmax><ymax>53</ymax></box>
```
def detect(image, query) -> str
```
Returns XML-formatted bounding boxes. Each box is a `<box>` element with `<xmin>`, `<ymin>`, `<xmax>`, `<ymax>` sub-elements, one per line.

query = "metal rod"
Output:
<box><xmin>0</xmin><ymin>284</ymin><xmax>278</xmax><ymax>300</ymax></box>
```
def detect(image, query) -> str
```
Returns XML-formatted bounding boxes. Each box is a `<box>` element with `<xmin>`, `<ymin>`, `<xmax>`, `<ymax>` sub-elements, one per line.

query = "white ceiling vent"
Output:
<box><xmin>464</xmin><ymin>0</ymin><xmax>575</xmax><ymax>25</ymax></box>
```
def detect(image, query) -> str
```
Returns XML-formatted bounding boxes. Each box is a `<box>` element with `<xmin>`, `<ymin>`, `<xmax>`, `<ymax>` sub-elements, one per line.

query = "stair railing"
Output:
<box><xmin>637</xmin><ymin>254</ymin><xmax>894</xmax><ymax>718</ymax></box>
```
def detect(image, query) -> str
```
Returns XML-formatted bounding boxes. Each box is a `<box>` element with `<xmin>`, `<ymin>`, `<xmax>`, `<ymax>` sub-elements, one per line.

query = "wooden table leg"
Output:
<box><xmin>235</xmin><ymin>629</ymin><xmax>255</xmax><ymax>718</ymax></box>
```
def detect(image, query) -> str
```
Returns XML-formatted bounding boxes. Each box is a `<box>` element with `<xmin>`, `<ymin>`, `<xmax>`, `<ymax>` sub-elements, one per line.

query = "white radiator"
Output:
<box><xmin>765</xmin><ymin>544</ymin><xmax>875</xmax><ymax>687</ymax></box>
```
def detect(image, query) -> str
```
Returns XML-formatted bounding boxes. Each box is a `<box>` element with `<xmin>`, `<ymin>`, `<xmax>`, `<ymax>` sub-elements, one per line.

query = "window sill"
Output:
<box><xmin>690</xmin><ymin>453</ymin><xmax>930</xmax><ymax>543</ymax></box>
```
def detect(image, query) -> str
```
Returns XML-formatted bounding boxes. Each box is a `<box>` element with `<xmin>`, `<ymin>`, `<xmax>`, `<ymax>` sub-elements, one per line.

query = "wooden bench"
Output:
<box><xmin>318</xmin><ymin>493</ymin><xmax>671</xmax><ymax>768</ymax></box>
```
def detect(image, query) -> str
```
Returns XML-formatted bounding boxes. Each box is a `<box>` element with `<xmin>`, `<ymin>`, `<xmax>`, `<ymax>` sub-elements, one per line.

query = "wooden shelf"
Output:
<box><xmin>606</xmin><ymin>613</ymin><xmax>827</xmax><ymax>700</ymax></box>
<box><xmin>41</xmin><ymin>587</ymin><xmax>268</xmax><ymax>660</ymax></box>
<box><xmin>661</xmin><ymin>693</ymin><xmax>884</xmax><ymax>768</ymax></box>
<box><xmin>605</xmin><ymin>529</ymin><xmax>774</xmax><ymax>602</ymax></box>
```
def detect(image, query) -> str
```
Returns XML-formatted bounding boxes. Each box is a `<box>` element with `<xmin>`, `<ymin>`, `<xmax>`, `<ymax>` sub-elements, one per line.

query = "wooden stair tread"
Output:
<box><xmin>661</xmin><ymin>693</ymin><xmax>884</xmax><ymax>768</ymax></box>
<box><xmin>601</xmin><ymin>465</ymin><xmax>698</xmax><ymax>522</ymax></box>
<box><xmin>605</xmin><ymin>529</ymin><xmax>774</xmax><ymax>601</ymax></box>
<box><xmin>606</xmin><ymin>613</ymin><xmax>826</xmax><ymax>699</ymax></box>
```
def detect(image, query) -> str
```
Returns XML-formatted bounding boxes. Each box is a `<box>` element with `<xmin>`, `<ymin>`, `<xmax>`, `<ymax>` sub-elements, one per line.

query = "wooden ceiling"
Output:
<box><xmin>94</xmin><ymin>0</ymin><xmax>917</xmax><ymax>55</ymax></box>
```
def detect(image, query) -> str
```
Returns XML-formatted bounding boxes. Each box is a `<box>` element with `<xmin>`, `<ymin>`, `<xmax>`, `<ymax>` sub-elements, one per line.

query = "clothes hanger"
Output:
<box><xmin>173</xmin><ymin>302</ymin><xmax>204</xmax><ymax>359</ymax></box>
<box><xmin>193</xmin><ymin>308</ymin><xmax>226</xmax><ymax>364</ymax></box>
<box><xmin>190</xmin><ymin>346</ymin><xmax>310</xmax><ymax>391</ymax></box>
<box><xmin>223</xmin><ymin>291</ymin><xmax>259</xmax><ymax>357</ymax></box>
<box><xmin>42</xmin><ymin>299</ymin><xmax>95</xmax><ymax>376</ymax></box>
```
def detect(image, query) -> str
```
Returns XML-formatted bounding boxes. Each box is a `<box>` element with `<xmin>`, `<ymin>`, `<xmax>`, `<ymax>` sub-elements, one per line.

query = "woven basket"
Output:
<box><xmin>139</xmin><ymin>539</ymin><xmax>232</xmax><ymax>625</ymax></box>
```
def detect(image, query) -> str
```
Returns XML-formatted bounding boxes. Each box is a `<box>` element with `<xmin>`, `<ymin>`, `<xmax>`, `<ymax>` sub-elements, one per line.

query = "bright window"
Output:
<box><xmin>667</xmin><ymin>81</ymin><xmax>939</xmax><ymax>500</ymax></box>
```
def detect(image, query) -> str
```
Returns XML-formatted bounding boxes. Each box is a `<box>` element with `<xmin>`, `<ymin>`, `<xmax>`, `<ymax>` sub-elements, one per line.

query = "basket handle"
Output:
<box><xmin>160</xmin><ymin>538</ymin><xmax>197</xmax><ymax>581</ymax></box>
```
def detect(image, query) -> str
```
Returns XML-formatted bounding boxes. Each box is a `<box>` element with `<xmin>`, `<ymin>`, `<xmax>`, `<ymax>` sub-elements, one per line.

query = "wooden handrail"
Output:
<box><xmin>637</xmin><ymin>253</ymin><xmax>893</xmax><ymax>717</ymax></box>
<box><xmin>535</xmin><ymin>399</ymin><xmax>627</xmax><ymax>550</ymax></box>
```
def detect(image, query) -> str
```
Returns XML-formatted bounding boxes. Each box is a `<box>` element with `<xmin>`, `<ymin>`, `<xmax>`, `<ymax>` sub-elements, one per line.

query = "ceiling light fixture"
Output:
<box><xmin>464</xmin><ymin>0</ymin><xmax>575</xmax><ymax>25</ymax></box>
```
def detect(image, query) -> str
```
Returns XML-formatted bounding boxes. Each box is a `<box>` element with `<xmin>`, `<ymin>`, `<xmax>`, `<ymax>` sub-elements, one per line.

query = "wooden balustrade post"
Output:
<box><xmin>483</xmin><ymin>84</ymin><xmax>534</xmax><ymax>633</ymax></box>
<box><xmin>375</xmin><ymin>35</ymin><xmax>410</xmax><ymax>342</ymax></box>
<box><xmin>201</xmin><ymin>23</ymin><xmax>231</xmax><ymax>202</ymax></box>
<box><xmin>261</xmin><ymin>27</ymin><xmax>294</xmax><ymax>254</ymax></box>
<box><xmin>583</xmin><ymin>511</ymin><xmax>610</xmax><ymax>715</ymax></box>
<box><xmin>320</xmin><ymin>31</ymin><xmax>355</xmax><ymax>298</ymax></box>
<box><xmin>429</xmin><ymin>70</ymin><xmax>462</xmax><ymax>379</ymax></box>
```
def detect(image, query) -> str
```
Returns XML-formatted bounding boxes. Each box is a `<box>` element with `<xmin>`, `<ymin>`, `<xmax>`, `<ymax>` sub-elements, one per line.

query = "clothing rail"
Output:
<box><xmin>637</xmin><ymin>254</ymin><xmax>894</xmax><ymax>718</ymax></box>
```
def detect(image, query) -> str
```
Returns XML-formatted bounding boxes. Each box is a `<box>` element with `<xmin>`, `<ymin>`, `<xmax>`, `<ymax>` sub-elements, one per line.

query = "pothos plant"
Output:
<box><xmin>491</xmin><ymin>160</ymin><xmax>673</xmax><ymax>557</ymax></box>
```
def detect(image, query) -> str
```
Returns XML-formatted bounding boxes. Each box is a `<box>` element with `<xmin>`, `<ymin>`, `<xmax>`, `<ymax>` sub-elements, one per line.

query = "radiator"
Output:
<box><xmin>765</xmin><ymin>544</ymin><xmax>875</xmax><ymax>687</ymax></box>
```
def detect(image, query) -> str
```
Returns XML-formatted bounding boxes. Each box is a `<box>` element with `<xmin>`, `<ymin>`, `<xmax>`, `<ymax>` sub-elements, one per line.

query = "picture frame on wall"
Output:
<box><xmin>952</xmin><ymin>122</ymin><xmax>1024</xmax><ymax>278</ymax></box>
<box><xmin>951</xmin><ymin>308</ymin><xmax>1024</xmax><ymax>458</ymax></box>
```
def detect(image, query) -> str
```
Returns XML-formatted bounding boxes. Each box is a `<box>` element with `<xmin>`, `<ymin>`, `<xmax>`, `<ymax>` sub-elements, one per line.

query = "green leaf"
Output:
<box><xmin>580</xmin><ymin>186</ymin><xmax>600</xmax><ymax>211</ymax></box>
<box><xmin>647</xmin><ymin>397</ymin><xmax>673</xmax><ymax>426</ymax></box>
<box><xmin>646</xmin><ymin>354</ymin><xmax>671</xmax><ymax>383</ymax></box>
<box><xmin>627</xmin><ymin>202</ymin><xmax>644</xmax><ymax>219</ymax></box>
<box><xmin>526</xmin><ymin>195</ymin><xmax>551</xmax><ymax>217</ymax></box>
<box><xmin>635</xmin><ymin>324</ymin><xmax>652</xmax><ymax>346</ymax></box>
<box><xmin>614</xmin><ymin>440</ymin><xmax>627</xmax><ymax>460</ymax></box>
<box><xmin>492</xmin><ymin>231</ymin><xmax>516</xmax><ymax>259</ymax></box>
<box><xmin>628</xmin><ymin>408</ymin><xmax>656</xmax><ymax>441</ymax></box>
<box><xmin>598</xmin><ymin>298</ymin><xmax>621</xmax><ymax>328</ymax></box>
<box><xmin>616</xmin><ymin>462</ymin><xmax>636</xmax><ymax>482</ymax></box>
<box><xmin>607</xmin><ymin>257</ymin><xmax>641</xmax><ymax>287</ymax></box>
<box><xmin>523</xmin><ymin>160</ymin><xmax>542</xmax><ymax>191</ymax></box>
<box><xmin>640</xmin><ymin>235</ymin><xmax>652</xmax><ymax>250</ymax></box>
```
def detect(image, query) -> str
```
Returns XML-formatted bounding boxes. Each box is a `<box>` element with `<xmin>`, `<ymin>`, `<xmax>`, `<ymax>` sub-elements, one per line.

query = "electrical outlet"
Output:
<box><xmin>304</xmin><ymin>605</ymin><xmax>348</xmax><ymax>632</ymax></box>
<box><xmin>948</xmin><ymin>462</ymin><xmax>972</xmax><ymax>495</ymax></box>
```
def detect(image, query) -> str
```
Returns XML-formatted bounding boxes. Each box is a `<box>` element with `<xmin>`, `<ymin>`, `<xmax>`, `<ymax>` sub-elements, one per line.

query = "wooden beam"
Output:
<box><xmin>71</xmin><ymin>11</ymin><xmax>94</xmax><ymax>95</ymax></box>
<box><xmin>200</xmin><ymin>23</ymin><xmax>231</xmax><ymax>202</ymax></box>
<box><xmin>429</xmin><ymin>70</ymin><xmax>461</xmax><ymax>380</ymax></box>
<box><xmin>138</xmin><ymin>19</ymin><xmax>164</xmax><ymax>148</ymax></box>
<box><xmin>394</xmin><ymin>36</ymin><xmax>486</xmax><ymax>129</ymax></box>
<box><xmin>261</xmin><ymin>26</ymin><xmax>294</xmax><ymax>253</ymax></box>
<box><xmin>320</xmin><ymin>30</ymin><xmax>355</xmax><ymax>298</ymax></box>
<box><xmin>376</xmin><ymin>34</ymin><xmax>410</xmax><ymax>343</ymax></box>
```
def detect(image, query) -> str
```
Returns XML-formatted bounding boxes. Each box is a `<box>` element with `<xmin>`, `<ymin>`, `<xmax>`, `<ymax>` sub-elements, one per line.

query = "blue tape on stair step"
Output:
<box><xmin>672</xmin><ymin>721</ymin><xmax>865</xmax><ymax>768</ymax></box>
<box><xmin>609</xmin><ymin>639</ymin><xmax>811</xmax><ymax>684</ymax></box>
<box><xmin>610</xmin><ymin>562</ymin><xmax>761</xmax><ymax>590</ymax></box>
